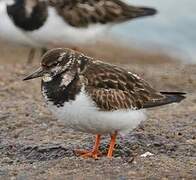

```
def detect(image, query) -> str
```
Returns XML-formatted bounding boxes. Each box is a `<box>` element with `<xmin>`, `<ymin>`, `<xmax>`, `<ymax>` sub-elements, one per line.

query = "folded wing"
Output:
<box><xmin>83</xmin><ymin>61</ymin><xmax>173</xmax><ymax>111</ymax></box>
<box><xmin>49</xmin><ymin>0</ymin><xmax>157</xmax><ymax>27</ymax></box>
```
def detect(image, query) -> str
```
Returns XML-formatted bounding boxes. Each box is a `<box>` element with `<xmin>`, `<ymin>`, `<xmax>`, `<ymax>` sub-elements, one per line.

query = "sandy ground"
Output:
<box><xmin>0</xmin><ymin>41</ymin><xmax>195</xmax><ymax>179</ymax></box>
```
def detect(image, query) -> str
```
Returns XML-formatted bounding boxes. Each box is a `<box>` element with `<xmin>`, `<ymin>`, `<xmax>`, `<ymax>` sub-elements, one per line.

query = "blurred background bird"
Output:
<box><xmin>0</xmin><ymin>0</ymin><xmax>156</xmax><ymax>63</ymax></box>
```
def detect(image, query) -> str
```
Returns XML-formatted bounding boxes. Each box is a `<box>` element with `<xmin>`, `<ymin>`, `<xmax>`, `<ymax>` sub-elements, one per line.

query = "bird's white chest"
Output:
<box><xmin>44</xmin><ymin>88</ymin><xmax>147</xmax><ymax>134</ymax></box>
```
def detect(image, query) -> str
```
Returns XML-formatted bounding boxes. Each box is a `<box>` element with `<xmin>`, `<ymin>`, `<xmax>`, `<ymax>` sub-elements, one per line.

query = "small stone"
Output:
<box><xmin>128</xmin><ymin>171</ymin><xmax>137</xmax><ymax>176</ymax></box>
<box><xmin>140</xmin><ymin>152</ymin><xmax>154</xmax><ymax>157</ymax></box>
<box><xmin>2</xmin><ymin>157</ymin><xmax>13</xmax><ymax>164</ymax></box>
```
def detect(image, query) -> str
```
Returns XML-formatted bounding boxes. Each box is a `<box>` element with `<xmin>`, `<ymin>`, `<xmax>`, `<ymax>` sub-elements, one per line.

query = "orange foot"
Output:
<box><xmin>74</xmin><ymin>134</ymin><xmax>101</xmax><ymax>159</ymax></box>
<box><xmin>74</xmin><ymin>149</ymin><xmax>101</xmax><ymax>159</ymax></box>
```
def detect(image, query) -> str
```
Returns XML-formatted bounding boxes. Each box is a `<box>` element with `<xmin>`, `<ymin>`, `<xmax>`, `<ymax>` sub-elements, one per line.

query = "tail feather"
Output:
<box><xmin>115</xmin><ymin>0</ymin><xmax>157</xmax><ymax>20</ymax></box>
<box><xmin>130</xmin><ymin>7</ymin><xmax>157</xmax><ymax>18</ymax></box>
<box><xmin>124</xmin><ymin>6</ymin><xmax>157</xmax><ymax>19</ymax></box>
<box><xmin>143</xmin><ymin>92</ymin><xmax>186</xmax><ymax>109</ymax></box>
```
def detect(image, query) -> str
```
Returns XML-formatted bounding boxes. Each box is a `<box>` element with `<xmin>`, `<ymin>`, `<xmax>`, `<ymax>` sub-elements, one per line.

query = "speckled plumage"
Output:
<box><xmin>49</xmin><ymin>0</ymin><xmax>157</xmax><ymax>27</ymax></box>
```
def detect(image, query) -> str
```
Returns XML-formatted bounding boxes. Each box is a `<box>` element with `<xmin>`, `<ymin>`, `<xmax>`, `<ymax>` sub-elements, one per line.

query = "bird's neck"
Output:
<box><xmin>41</xmin><ymin>71</ymin><xmax>82</xmax><ymax>107</ymax></box>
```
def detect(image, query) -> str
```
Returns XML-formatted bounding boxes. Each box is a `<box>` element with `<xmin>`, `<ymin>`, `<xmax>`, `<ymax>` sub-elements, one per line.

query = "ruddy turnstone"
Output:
<box><xmin>23</xmin><ymin>48</ymin><xmax>186</xmax><ymax>159</ymax></box>
<box><xmin>0</xmin><ymin>0</ymin><xmax>157</xmax><ymax>63</ymax></box>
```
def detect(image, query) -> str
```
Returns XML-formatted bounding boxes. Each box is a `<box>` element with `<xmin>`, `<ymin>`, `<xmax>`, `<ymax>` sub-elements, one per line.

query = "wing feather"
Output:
<box><xmin>49</xmin><ymin>0</ymin><xmax>157</xmax><ymax>27</ymax></box>
<box><xmin>83</xmin><ymin>61</ymin><xmax>164</xmax><ymax>111</ymax></box>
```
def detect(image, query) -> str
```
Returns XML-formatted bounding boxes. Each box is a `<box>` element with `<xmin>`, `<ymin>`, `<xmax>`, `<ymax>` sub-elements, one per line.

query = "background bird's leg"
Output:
<box><xmin>75</xmin><ymin>134</ymin><xmax>101</xmax><ymax>159</ymax></box>
<box><xmin>27</xmin><ymin>48</ymin><xmax>36</xmax><ymax>64</ymax></box>
<box><xmin>107</xmin><ymin>131</ymin><xmax>118</xmax><ymax>158</ymax></box>
<box><xmin>41</xmin><ymin>48</ymin><xmax>48</xmax><ymax>56</ymax></box>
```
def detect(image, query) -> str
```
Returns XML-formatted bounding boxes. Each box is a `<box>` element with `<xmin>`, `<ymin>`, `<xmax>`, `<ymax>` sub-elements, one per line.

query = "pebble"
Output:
<box><xmin>140</xmin><ymin>152</ymin><xmax>154</xmax><ymax>157</ymax></box>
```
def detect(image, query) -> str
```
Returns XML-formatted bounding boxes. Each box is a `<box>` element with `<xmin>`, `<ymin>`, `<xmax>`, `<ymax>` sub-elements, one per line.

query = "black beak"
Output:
<box><xmin>23</xmin><ymin>67</ymin><xmax>44</xmax><ymax>81</ymax></box>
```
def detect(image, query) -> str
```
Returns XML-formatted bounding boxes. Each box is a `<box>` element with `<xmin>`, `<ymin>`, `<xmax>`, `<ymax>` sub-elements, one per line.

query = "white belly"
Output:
<box><xmin>45</xmin><ymin>89</ymin><xmax>147</xmax><ymax>134</ymax></box>
<box><xmin>26</xmin><ymin>8</ymin><xmax>110</xmax><ymax>47</ymax></box>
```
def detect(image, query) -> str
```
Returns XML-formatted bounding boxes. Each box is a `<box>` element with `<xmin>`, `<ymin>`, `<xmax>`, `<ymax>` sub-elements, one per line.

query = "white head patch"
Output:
<box><xmin>60</xmin><ymin>71</ymin><xmax>75</xmax><ymax>87</ymax></box>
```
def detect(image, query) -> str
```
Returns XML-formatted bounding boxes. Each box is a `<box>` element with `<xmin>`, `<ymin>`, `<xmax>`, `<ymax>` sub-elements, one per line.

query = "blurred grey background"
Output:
<box><xmin>112</xmin><ymin>0</ymin><xmax>196</xmax><ymax>63</ymax></box>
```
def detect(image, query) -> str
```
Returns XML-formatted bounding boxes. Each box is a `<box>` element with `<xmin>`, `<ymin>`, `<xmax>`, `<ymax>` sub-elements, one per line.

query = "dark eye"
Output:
<box><xmin>42</xmin><ymin>64</ymin><xmax>48</xmax><ymax>68</ymax></box>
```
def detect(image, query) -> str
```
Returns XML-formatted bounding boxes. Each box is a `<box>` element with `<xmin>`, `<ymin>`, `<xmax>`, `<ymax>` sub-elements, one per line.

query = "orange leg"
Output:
<box><xmin>75</xmin><ymin>134</ymin><xmax>101</xmax><ymax>159</ymax></box>
<box><xmin>107</xmin><ymin>131</ymin><xmax>118</xmax><ymax>158</ymax></box>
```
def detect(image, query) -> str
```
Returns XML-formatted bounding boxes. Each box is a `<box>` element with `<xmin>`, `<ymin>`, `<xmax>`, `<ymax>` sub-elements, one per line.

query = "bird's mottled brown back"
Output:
<box><xmin>49</xmin><ymin>0</ymin><xmax>156</xmax><ymax>27</ymax></box>
<box><xmin>82</xmin><ymin>60</ymin><xmax>164</xmax><ymax>111</ymax></box>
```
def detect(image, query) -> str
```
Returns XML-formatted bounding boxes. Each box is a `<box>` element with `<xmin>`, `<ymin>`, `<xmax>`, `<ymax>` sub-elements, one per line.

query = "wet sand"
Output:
<box><xmin>0</xmin><ymin>42</ymin><xmax>195</xmax><ymax>179</ymax></box>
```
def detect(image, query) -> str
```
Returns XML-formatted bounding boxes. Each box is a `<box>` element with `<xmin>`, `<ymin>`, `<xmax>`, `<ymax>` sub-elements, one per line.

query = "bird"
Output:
<box><xmin>23</xmin><ymin>48</ymin><xmax>186</xmax><ymax>159</ymax></box>
<box><xmin>0</xmin><ymin>0</ymin><xmax>157</xmax><ymax>63</ymax></box>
